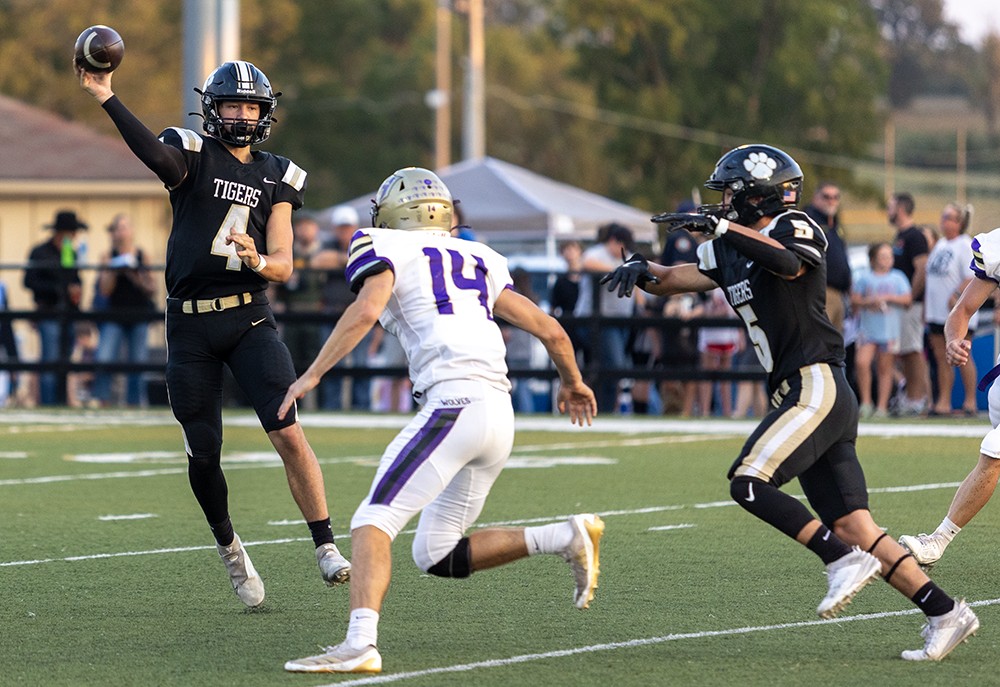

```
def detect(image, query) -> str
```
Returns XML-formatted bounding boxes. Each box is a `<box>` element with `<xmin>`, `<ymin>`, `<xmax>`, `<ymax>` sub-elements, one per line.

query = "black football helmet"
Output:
<box><xmin>195</xmin><ymin>61</ymin><xmax>278</xmax><ymax>147</ymax></box>
<box><xmin>699</xmin><ymin>144</ymin><xmax>803</xmax><ymax>226</ymax></box>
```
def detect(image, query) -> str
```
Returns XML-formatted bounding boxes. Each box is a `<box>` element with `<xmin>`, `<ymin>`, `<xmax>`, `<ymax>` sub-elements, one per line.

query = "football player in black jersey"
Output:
<box><xmin>602</xmin><ymin>144</ymin><xmax>978</xmax><ymax>661</ymax></box>
<box><xmin>78</xmin><ymin>60</ymin><xmax>350</xmax><ymax>608</ymax></box>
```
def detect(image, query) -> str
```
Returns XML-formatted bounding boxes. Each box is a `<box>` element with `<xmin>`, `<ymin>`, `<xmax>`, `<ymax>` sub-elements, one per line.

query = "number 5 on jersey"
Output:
<box><xmin>736</xmin><ymin>303</ymin><xmax>773</xmax><ymax>372</ymax></box>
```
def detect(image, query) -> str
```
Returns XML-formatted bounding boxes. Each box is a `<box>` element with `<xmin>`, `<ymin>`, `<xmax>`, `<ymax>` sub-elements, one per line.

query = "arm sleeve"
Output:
<box><xmin>720</xmin><ymin>230</ymin><xmax>802</xmax><ymax>277</ymax></box>
<box><xmin>101</xmin><ymin>96</ymin><xmax>187</xmax><ymax>187</ymax></box>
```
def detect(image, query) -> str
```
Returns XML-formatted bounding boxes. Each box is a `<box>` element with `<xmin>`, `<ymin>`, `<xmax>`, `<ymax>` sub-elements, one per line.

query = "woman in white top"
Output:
<box><xmin>925</xmin><ymin>202</ymin><xmax>978</xmax><ymax>416</ymax></box>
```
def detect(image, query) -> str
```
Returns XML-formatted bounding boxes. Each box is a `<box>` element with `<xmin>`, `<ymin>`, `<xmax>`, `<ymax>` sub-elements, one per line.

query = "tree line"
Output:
<box><xmin>1</xmin><ymin>0</ymin><xmax>996</xmax><ymax>213</ymax></box>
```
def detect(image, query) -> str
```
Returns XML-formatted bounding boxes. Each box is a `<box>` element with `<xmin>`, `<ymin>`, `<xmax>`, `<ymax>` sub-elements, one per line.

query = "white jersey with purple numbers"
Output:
<box><xmin>345</xmin><ymin>228</ymin><xmax>514</xmax><ymax>397</ymax></box>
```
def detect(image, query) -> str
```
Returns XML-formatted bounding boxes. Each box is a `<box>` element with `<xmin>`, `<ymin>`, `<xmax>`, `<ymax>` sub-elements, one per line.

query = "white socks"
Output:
<box><xmin>934</xmin><ymin>517</ymin><xmax>961</xmax><ymax>542</ymax></box>
<box><xmin>346</xmin><ymin>608</ymin><xmax>380</xmax><ymax>650</ymax></box>
<box><xmin>524</xmin><ymin>521</ymin><xmax>574</xmax><ymax>556</ymax></box>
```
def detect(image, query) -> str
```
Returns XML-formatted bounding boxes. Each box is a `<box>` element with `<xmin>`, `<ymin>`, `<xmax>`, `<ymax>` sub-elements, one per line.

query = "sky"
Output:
<box><xmin>942</xmin><ymin>0</ymin><xmax>1000</xmax><ymax>46</ymax></box>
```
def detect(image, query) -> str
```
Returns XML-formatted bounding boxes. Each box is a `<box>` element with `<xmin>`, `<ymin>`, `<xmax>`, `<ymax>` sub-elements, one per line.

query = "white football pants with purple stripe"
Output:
<box><xmin>351</xmin><ymin>379</ymin><xmax>515</xmax><ymax>572</ymax></box>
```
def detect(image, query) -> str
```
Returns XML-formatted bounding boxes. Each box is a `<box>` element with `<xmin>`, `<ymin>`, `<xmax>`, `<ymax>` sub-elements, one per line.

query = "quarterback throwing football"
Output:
<box><xmin>78</xmin><ymin>60</ymin><xmax>350</xmax><ymax>607</ymax></box>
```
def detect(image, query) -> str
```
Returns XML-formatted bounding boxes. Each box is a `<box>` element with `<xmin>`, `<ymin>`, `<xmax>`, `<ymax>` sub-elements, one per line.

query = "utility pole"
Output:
<box><xmin>462</xmin><ymin>0</ymin><xmax>485</xmax><ymax>161</ymax></box>
<box><xmin>956</xmin><ymin>126</ymin><xmax>967</xmax><ymax>205</ymax></box>
<box><xmin>431</xmin><ymin>1</ymin><xmax>452</xmax><ymax>170</ymax></box>
<box><xmin>182</xmin><ymin>0</ymin><xmax>240</xmax><ymax>131</ymax></box>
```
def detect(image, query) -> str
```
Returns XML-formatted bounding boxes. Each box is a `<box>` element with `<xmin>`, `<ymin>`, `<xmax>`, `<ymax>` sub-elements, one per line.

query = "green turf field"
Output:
<box><xmin>2</xmin><ymin>410</ymin><xmax>998</xmax><ymax>686</ymax></box>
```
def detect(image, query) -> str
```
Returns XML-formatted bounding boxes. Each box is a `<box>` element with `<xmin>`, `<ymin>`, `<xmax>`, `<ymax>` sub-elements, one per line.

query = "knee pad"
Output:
<box><xmin>424</xmin><ymin>537</ymin><xmax>472</xmax><ymax>578</ymax></box>
<box><xmin>980</xmin><ymin>426</ymin><xmax>1000</xmax><ymax>459</ymax></box>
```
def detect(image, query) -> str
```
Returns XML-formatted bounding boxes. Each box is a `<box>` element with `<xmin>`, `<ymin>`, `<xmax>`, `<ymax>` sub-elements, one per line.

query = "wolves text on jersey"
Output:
<box><xmin>726</xmin><ymin>279</ymin><xmax>754</xmax><ymax>307</ymax></box>
<box><xmin>213</xmin><ymin>178</ymin><xmax>262</xmax><ymax>208</ymax></box>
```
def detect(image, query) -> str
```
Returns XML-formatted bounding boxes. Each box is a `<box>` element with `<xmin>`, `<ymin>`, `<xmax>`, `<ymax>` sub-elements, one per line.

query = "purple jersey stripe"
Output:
<box><xmin>969</xmin><ymin>237</ymin><xmax>999</xmax><ymax>284</ymax></box>
<box><xmin>370</xmin><ymin>407</ymin><xmax>463</xmax><ymax>505</ymax></box>
<box><xmin>346</xmin><ymin>252</ymin><xmax>387</xmax><ymax>284</ymax></box>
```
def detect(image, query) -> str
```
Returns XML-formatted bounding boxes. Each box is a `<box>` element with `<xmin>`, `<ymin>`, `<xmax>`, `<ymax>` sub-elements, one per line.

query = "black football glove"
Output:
<box><xmin>599</xmin><ymin>250</ymin><xmax>660</xmax><ymax>298</ymax></box>
<box><xmin>651</xmin><ymin>211</ymin><xmax>727</xmax><ymax>237</ymax></box>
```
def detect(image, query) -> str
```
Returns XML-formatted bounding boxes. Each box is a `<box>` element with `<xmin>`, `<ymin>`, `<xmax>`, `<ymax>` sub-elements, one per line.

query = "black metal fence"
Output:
<box><xmin>0</xmin><ymin>265</ymin><xmax>766</xmax><ymax>407</ymax></box>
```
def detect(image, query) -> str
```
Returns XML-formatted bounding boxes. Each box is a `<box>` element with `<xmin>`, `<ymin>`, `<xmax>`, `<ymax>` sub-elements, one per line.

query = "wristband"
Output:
<box><xmin>251</xmin><ymin>255</ymin><xmax>268</xmax><ymax>273</ymax></box>
<box><xmin>714</xmin><ymin>218</ymin><xmax>730</xmax><ymax>236</ymax></box>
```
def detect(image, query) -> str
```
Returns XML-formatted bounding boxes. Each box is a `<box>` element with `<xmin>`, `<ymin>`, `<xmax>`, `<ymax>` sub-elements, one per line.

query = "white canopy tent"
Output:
<box><xmin>317</xmin><ymin>156</ymin><xmax>657</xmax><ymax>256</ymax></box>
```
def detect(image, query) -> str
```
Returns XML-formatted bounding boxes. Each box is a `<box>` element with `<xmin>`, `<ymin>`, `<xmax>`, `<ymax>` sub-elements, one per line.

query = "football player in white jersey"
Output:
<box><xmin>279</xmin><ymin>168</ymin><xmax>600</xmax><ymax>674</ymax></box>
<box><xmin>899</xmin><ymin>227</ymin><xmax>1000</xmax><ymax>567</ymax></box>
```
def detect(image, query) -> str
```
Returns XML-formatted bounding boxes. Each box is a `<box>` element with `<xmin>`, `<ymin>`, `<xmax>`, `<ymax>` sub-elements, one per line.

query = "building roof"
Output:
<box><xmin>0</xmin><ymin>93</ymin><xmax>157</xmax><ymax>181</ymax></box>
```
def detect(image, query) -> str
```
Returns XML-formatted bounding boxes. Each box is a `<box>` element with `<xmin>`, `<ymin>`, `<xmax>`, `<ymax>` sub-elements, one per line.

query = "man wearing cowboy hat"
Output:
<box><xmin>23</xmin><ymin>209</ymin><xmax>88</xmax><ymax>405</ymax></box>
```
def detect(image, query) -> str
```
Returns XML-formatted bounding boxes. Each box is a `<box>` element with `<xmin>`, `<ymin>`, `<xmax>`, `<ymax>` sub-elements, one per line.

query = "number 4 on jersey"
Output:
<box><xmin>211</xmin><ymin>204</ymin><xmax>251</xmax><ymax>270</ymax></box>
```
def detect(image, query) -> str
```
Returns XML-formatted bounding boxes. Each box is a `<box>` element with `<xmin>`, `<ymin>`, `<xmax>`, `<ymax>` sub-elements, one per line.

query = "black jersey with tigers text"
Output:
<box><xmin>696</xmin><ymin>209</ymin><xmax>845</xmax><ymax>394</ymax></box>
<box><xmin>157</xmin><ymin>127</ymin><xmax>307</xmax><ymax>300</ymax></box>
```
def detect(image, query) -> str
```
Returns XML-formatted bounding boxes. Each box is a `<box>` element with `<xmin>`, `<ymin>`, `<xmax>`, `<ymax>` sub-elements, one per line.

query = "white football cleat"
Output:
<box><xmin>561</xmin><ymin>514</ymin><xmax>605</xmax><ymax>610</ymax></box>
<box><xmin>901</xmin><ymin>599</ymin><xmax>979</xmax><ymax>661</ymax></box>
<box><xmin>316</xmin><ymin>543</ymin><xmax>351</xmax><ymax>586</ymax></box>
<box><xmin>817</xmin><ymin>546</ymin><xmax>881</xmax><ymax>619</ymax></box>
<box><xmin>217</xmin><ymin>533</ymin><xmax>265</xmax><ymax>608</ymax></box>
<box><xmin>284</xmin><ymin>643</ymin><xmax>382</xmax><ymax>673</ymax></box>
<box><xmin>898</xmin><ymin>533</ymin><xmax>947</xmax><ymax>570</ymax></box>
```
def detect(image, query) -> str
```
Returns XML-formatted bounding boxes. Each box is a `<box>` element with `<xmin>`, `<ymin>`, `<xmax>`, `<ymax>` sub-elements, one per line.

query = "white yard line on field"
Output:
<box><xmin>315</xmin><ymin>598</ymin><xmax>1000</xmax><ymax>687</ymax></box>
<box><xmin>0</xmin><ymin>454</ymin><xmax>375</xmax><ymax>487</ymax></box>
<box><xmin>0</xmin><ymin>409</ymin><xmax>988</xmax><ymax>438</ymax></box>
<box><xmin>0</xmin><ymin>490</ymin><xmax>958</xmax><ymax>568</ymax></box>
<box><xmin>0</xmin><ymin>537</ymin><xmax>307</xmax><ymax>567</ymax></box>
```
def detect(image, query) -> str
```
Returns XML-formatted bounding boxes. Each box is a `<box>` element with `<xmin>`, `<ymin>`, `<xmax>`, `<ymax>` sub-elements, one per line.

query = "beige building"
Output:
<box><xmin>0</xmin><ymin>94</ymin><xmax>171</xmax><ymax>370</ymax></box>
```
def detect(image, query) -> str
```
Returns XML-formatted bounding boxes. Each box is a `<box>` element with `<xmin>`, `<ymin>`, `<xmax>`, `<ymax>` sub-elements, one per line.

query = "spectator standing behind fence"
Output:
<box><xmin>657</xmin><ymin>200</ymin><xmax>705</xmax><ymax>416</ymax></box>
<box><xmin>696</xmin><ymin>287</ymin><xmax>743</xmax><ymax>417</ymax></box>
<box><xmin>926</xmin><ymin>203</ymin><xmax>978</xmax><ymax>417</ymax></box>
<box><xmin>659</xmin><ymin>199</ymin><xmax>700</xmax><ymax>266</ymax></box>
<box><xmin>888</xmin><ymin>192</ymin><xmax>931</xmax><ymax>416</ymax></box>
<box><xmin>274</xmin><ymin>215</ymin><xmax>328</xmax><ymax>402</ymax></box>
<box><xmin>660</xmin><ymin>292</ymin><xmax>704</xmax><ymax>416</ymax></box>
<box><xmin>315</xmin><ymin>205</ymin><xmax>372</xmax><ymax>410</ymax></box>
<box><xmin>852</xmin><ymin>242</ymin><xmax>912</xmax><ymax>419</ymax></box>
<box><xmin>574</xmin><ymin>223</ymin><xmax>641</xmax><ymax>412</ymax></box>
<box><xmin>550</xmin><ymin>240</ymin><xmax>584</xmax><ymax>363</ymax></box>
<box><xmin>0</xmin><ymin>280</ymin><xmax>19</xmax><ymax>406</ymax></box>
<box><xmin>804</xmin><ymin>183</ymin><xmax>851</xmax><ymax>334</ymax></box>
<box><xmin>805</xmin><ymin>183</ymin><xmax>859</xmax><ymax>396</ymax></box>
<box><xmin>23</xmin><ymin>210</ymin><xmax>87</xmax><ymax>406</ymax></box>
<box><xmin>504</xmin><ymin>268</ymin><xmax>547</xmax><ymax>413</ymax></box>
<box><xmin>91</xmin><ymin>214</ymin><xmax>157</xmax><ymax>408</ymax></box>
<box><xmin>551</xmin><ymin>240</ymin><xmax>582</xmax><ymax>319</ymax></box>
<box><xmin>67</xmin><ymin>321</ymin><xmax>99</xmax><ymax>408</ymax></box>
<box><xmin>368</xmin><ymin>324</ymin><xmax>411</xmax><ymax>412</ymax></box>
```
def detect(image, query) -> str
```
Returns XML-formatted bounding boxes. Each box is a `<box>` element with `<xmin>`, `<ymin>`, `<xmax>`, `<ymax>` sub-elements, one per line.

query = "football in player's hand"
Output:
<box><xmin>74</xmin><ymin>25</ymin><xmax>124</xmax><ymax>73</ymax></box>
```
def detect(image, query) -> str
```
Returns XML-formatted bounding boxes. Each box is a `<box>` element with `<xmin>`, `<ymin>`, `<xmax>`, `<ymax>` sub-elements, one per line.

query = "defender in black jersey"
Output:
<box><xmin>602</xmin><ymin>144</ymin><xmax>977</xmax><ymax>661</ymax></box>
<box><xmin>78</xmin><ymin>60</ymin><xmax>350</xmax><ymax>607</ymax></box>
